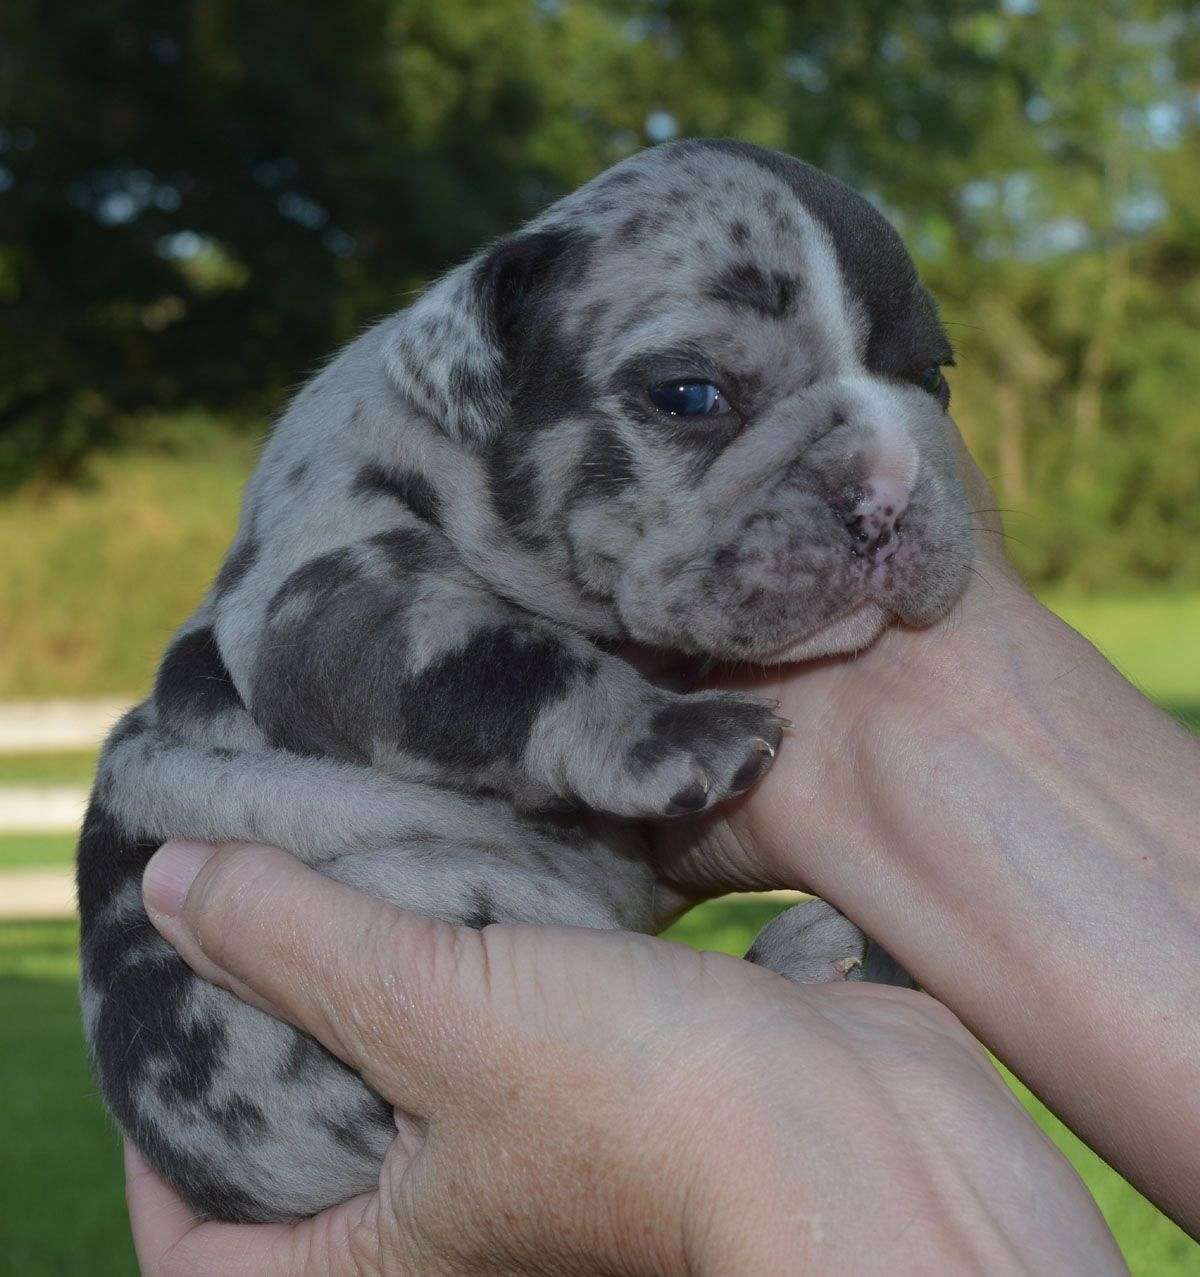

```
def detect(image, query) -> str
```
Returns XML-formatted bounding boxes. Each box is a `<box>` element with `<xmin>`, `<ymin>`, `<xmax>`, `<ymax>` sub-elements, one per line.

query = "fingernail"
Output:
<box><xmin>144</xmin><ymin>841</ymin><xmax>216</xmax><ymax>918</ymax></box>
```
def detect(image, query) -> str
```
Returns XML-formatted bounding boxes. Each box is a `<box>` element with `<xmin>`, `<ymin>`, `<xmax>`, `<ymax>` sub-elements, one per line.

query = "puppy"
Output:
<box><xmin>77</xmin><ymin>139</ymin><xmax>971</xmax><ymax>1223</ymax></box>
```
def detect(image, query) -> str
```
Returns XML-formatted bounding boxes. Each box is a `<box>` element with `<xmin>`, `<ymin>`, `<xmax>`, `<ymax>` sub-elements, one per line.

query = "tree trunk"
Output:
<box><xmin>1071</xmin><ymin>248</ymin><xmax>1130</xmax><ymax>484</ymax></box>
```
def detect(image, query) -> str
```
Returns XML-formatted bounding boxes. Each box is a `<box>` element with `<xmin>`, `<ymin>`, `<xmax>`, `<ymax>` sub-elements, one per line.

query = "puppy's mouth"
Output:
<box><xmin>614</xmin><ymin>518</ymin><xmax>968</xmax><ymax>664</ymax></box>
<box><xmin>760</xmin><ymin>601</ymin><xmax>890</xmax><ymax>663</ymax></box>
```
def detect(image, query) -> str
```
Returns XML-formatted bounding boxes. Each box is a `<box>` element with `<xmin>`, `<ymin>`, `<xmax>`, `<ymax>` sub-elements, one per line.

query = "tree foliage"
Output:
<box><xmin>1</xmin><ymin>0</ymin><xmax>1198</xmax><ymax>587</ymax></box>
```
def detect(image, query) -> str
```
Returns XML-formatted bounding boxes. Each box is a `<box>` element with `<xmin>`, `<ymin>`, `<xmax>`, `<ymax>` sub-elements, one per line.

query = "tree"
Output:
<box><xmin>2</xmin><ymin>0</ymin><xmax>1198</xmax><ymax>587</ymax></box>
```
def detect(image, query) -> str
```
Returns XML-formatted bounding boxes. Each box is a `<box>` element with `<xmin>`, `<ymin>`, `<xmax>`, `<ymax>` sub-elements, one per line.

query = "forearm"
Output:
<box><xmin>750</xmin><ymin>585</ymin><xmax>1200</xmax><ymax>1231</ymax></box>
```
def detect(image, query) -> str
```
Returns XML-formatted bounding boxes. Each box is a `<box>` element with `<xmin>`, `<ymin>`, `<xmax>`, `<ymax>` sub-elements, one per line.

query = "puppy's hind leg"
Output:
<box><xmin>745</xmin><ymin>898</ymin><xmax>914</xmax><ymax>987</ymax></box>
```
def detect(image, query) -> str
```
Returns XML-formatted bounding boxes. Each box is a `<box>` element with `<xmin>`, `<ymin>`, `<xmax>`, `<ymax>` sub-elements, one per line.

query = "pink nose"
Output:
<box><xmin>842</xmin><ymin>478</ymin><xmax>909</xmax><ymax>561</ymax></box>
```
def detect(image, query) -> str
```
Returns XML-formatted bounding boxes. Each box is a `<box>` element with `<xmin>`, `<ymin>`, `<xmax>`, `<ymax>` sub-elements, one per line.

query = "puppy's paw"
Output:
<box><xmin>616</xmin><ymin>692</ymin><xmax>788</xmax><ymax>819</ymax></box>
<box><xmin>745</xmin><ymin>899</ymin><xmax>914</xmax><ymax>987</ymax></box>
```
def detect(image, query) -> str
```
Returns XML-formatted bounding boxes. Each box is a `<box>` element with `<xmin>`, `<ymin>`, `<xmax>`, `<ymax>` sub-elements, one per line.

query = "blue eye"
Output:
<box><xmin>918</xmin><ymin>364</ymin><xmax>945</xmax><ymax>395</ymax></box>
<box><xmin>648</xmin><ymin>379</ymin><xmax>726</xmax><ymax>417</ymax></box>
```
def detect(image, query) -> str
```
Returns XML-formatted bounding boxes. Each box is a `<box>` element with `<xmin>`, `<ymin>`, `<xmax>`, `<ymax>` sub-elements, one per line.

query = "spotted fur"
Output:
<box><xmin>78</xmin><ymin>140</ymin><xmax>971</xmax><ymax>1222</ymax></box>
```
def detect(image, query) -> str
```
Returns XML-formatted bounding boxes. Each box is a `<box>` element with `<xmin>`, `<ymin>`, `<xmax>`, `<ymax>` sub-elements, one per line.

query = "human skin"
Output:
<box><xmin>657</xmin><ymin>435</ymin><xmax>1200</xmax><ymax>1236</ymax></box>
<box><xmin>129</xmin><ymin>838</ymin><xmax>1124</xmax><ymax>1275</ymax></box>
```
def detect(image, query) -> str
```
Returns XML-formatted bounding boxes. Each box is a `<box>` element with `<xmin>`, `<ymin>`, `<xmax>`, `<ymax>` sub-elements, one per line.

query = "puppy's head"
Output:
<box><xmin>387</xmin><ymin>139</ymin><xmax>971</xmax><ymax>662</ymax></box>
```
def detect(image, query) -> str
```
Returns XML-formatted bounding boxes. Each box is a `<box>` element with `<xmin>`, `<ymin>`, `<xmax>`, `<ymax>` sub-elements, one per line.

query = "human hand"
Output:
<box><xmin>125</xmin><ymin>840</ymin><xmax>1123</xmax><ymax>1275</ymax></box>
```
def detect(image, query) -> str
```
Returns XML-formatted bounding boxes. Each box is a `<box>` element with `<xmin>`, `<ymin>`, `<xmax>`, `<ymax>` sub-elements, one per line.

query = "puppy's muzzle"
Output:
<box><xmin>837</xmin><ymin>477</ymin><xmax>909</xmax><ymax>565</ymax></box>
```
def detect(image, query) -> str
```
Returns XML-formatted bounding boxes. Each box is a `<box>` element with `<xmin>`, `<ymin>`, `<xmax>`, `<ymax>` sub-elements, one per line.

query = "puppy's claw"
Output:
<box><xmin>666</xmin><ymin>767</ymin><xmax>711</xmax><ymax>816</ymax></box>
<box><xmin>751</xmin><ymin>737</ymin><xmax>775</xmax><ymax>759</ymax></box>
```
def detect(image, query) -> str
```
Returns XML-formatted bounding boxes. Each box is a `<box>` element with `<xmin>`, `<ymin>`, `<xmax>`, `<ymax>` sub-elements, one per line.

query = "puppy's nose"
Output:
<box><xmin>840</xmin><ymin>478</ymin><xmax>909</xmax><ymax>561</ymax></box>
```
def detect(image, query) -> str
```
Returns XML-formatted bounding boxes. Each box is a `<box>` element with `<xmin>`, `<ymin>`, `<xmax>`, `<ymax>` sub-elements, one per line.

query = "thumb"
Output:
<box><xmin>142</xmin><ymin>840</ymin><xmax>483</xmax><ymax>1114</ymax></box>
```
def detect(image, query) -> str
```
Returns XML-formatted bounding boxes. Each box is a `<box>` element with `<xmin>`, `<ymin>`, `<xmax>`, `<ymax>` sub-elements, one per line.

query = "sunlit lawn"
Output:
<box><xmin>0</xmin><ymin>834</ymin><xmax>78</xmax><ymax>869</ymax></box>
<box><xmin>0</xmin><ymin>920</ymin><xmax>133</xmax><ymax>1274</ymax></box>
<box><xmin>0</xmin><ymin>750</ymin><xmax>98</xmax><ymax>786</ymax></box>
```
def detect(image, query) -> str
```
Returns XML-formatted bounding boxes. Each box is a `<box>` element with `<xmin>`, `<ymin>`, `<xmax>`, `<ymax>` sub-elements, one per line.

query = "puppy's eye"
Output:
<box><xmin>648</xmin><ymin>380</ymin><xmax>727</xmax><ymax>417</ymax></box>
<box><xmin>918</xmin><ymin>364</ymin><xmax>944</xmax><ymax>396</ymax></box>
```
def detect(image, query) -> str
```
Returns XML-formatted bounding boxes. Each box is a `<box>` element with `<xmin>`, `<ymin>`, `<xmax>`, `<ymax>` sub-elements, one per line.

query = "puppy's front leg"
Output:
<box><xmin>522</xmin><ymin>637</ymin><xmax>788</xmax><ymax>818</ymax></box>
<box><xmin>251</xmin><ymin>560</ymin><xmax>785</xmax><ymax>818</ymax></box>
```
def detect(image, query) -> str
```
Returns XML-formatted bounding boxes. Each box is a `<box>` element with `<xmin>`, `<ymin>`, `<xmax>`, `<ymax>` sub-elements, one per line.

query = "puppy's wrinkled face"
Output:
<box><xmin>392</xmin><ymin>140</ymin><xmax>972</xmax><ymax>661</ymax></box>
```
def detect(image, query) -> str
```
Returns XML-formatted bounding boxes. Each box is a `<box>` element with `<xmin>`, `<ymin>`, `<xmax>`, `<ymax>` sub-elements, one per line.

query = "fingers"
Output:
<box><xmin>124</xmin><ymin>1140</ymin><xmax>288</xmax><ymax>1275</ymax></box>
<box><xmin>142</xmin><ymin>840</ymin><xmax>482</xmax><ymax>1111</ymax></box>
<box><xmin>125</xmin><ymin>1140</ymin><xmax>375</xmax><ymax>1277</ymax></box>
<box><xmin>124</xmin><ymin>1140</ymin><xmax>207</xmax><ymax>1266</ymax></box>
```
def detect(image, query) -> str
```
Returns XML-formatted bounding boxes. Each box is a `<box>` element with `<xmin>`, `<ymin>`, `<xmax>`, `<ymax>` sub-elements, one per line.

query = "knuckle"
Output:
<box><xmin>346</xmin><ymin>906</ymin><xmax>473</xmax><ymax>1046</ymax></box>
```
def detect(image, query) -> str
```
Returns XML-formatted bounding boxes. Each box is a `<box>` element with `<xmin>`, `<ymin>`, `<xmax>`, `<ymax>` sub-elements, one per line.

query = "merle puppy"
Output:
<box><xmin>77</xmin><ymin>139</ymin><xmax>972</xmax><ymax>1223</ymax></box>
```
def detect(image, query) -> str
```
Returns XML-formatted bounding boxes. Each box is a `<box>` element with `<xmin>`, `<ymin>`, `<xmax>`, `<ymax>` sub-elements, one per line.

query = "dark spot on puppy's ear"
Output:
<box><xmin>479</xmin><ymin>227</ymin><xmax>594</xmax><ymax>357</ymax></box>
<box><xmin>286</xmin><ymin>460</ymin><xmax>309</xmax><ymax>487</ymax></box>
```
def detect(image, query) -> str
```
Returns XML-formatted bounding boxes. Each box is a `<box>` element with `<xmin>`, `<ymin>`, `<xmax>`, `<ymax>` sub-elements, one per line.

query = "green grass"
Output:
<box><xmin>0</xmin><ymin>415</ymin><xmax>258</xmax><ymax>699</ymax></box>
<box><xmin>0</xmin><ymin>834</ymin><xmax>78</xmax><ymax>869</ymax></box>
<box><xmin>0</xmin><ymin>910</ymin><xmax>1194</xmax><ymax>1275</ymax></box>
<box><xmin>0</xmin><ymin>919</ymin><xmax>134</xmax><ymax>1275</ymax></box>
<box><xmin>0</xmin><ymin>750</ymin><xmax>98</xmax><ymax>786</ymax></box>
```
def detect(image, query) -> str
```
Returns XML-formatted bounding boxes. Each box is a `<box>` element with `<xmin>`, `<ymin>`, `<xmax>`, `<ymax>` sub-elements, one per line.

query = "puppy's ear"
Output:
<box><xmin>385</xmin><ymin>228</ymin><xmax>588</xmax><ymax>444</ymax></box>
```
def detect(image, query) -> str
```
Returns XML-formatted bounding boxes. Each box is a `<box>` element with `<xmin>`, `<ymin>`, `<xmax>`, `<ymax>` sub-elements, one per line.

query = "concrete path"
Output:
<box><xmin>0</xmin><ymin>869</ymin><xmax>76</xmax><ymax>918</ymax></box>
<box><xmin>0</xmin><ymin>698</ymin><xmax>117</xmax><ymax>834</ymax></box>
<box><xmin>0</xmin><ymin>698</ymin><xmax>131</xmax><ymax>752</ymax></box>
<box><xmin>0</xmin><ymin>785</ymin><xmax>88</xmax><ymax>832</ymax></box>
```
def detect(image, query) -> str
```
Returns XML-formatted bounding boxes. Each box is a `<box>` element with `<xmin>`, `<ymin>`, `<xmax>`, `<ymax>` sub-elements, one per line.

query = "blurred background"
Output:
<box><xmin>0</xmin><ymin>1</ymin><xmax>1197</xmax><ymax>1272</ymax></box>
